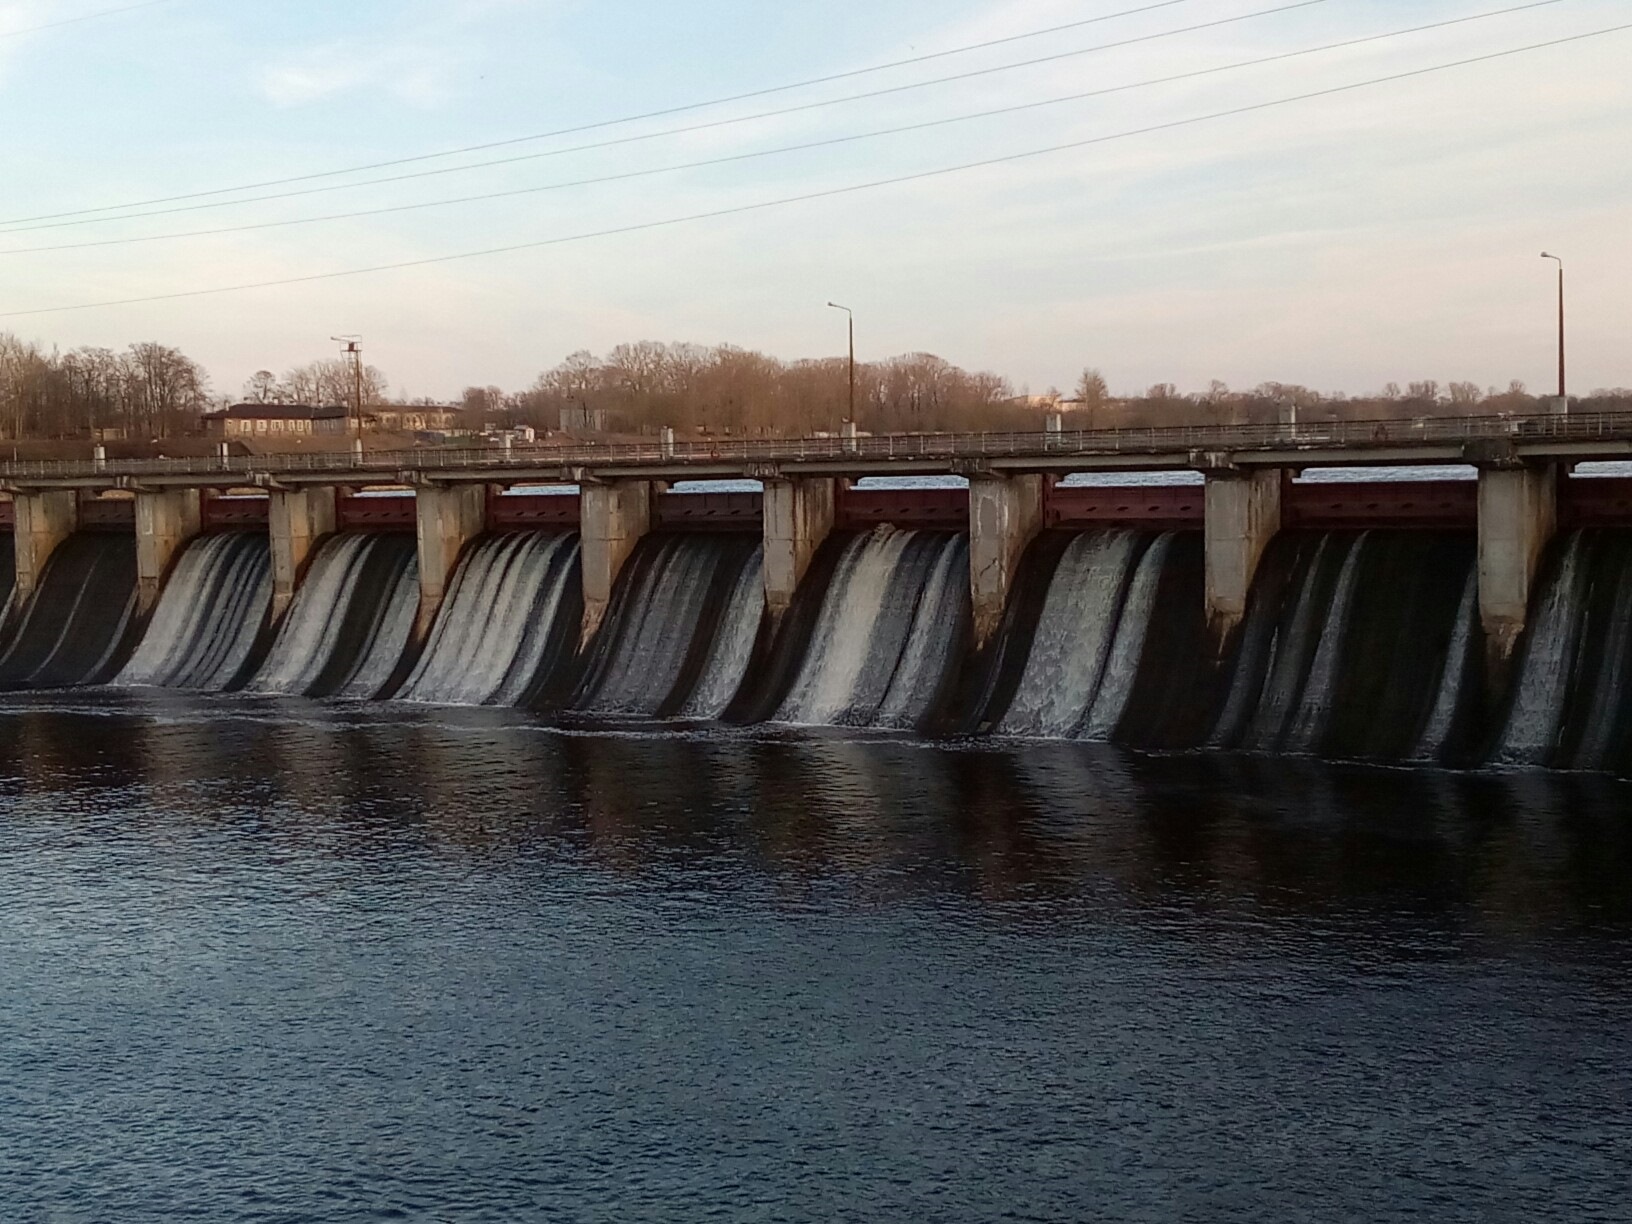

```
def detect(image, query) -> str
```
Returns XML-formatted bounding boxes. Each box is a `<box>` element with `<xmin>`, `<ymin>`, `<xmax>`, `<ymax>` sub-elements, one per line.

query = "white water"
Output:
<box><xmin>680</xmin><ymin>546</ymin><xmax>764</xmax><ymax>720</ymax></box>
<box><xmin>117</xmin><ymin>534</ymin><xmax>270</xmax><ymax>690</ymax></box>
<box><xmin>1495</xmin><ymin>533</ymin><xmax>1589</xmax><ymax>765</ymax></box>
<box><xmin>1236</xmin><ymin>536</ymin><xmax>1340</xmax><ymax>750</ymax></box>
<box><xmin>247</xmin><ymin>534</ymin><xmax>418</xmax><ymax>698</ymax></box>
<box><xmin>999</xmin><ymin>531</ymin><xmax>1142</xmax><ymax>738</ymax></box>
<box><xmin>1414</xmin><ymin>570</ymin><xmax>1477</xmax><ymax>760</ymax></box>
<box><xmin>398</xmin><ymin>533</ymin><xmax>578</xmax><ymax>706</ymax></box>
<box><xmin>1284</xmin><ymin>531</ymin><xmax>1368</xmax><ymax>752</ymax></box>
<box><xmin>579</xmin><ymin>535</ymin><xmax>753</xmax><ymax>716</ymax></box>
<box><xmin>774</xmin><ymin>529</ymin><xmax>966</xmax><ymax>727</ymax></box>
<box><xmin>1082</xmin><ymin>533</ymin><xmax>1173</xmax><ymax>740</ymax></box>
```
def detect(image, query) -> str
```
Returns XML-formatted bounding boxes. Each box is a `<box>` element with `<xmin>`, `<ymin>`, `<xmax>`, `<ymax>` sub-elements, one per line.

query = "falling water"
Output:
<box><xmin>1495</xmin><ymin>532</ymin><xmax>1589</xmax><ymax>766</ymax></box>
<box><xmin>0</xmin><ymin>534</ymin><xmax>137</xmax><ymax>689</ymax></box>
<box><xmin>247</xmin><ymin>533</ymin><xmax>418</xmax><ymax>699</ymax></box>
<box><xmin>679</xmin><ymin>546</ymin><xmax>764</xmax><ymax>720</ymax></box>
<box><xmin>117</xmin><ymin>533</ymin><xmax>271</xmax><ymax>691</ymax></box>
<box><xmin>774</xmin><ymin>529</ymin><xmax>968</xmax><ymax>728</ymax></box>
<box><xmin>396</xmin><ymin>533</ymin><xmax>579</xmax><ymax>706</ymax></box>
<box><xmin>577</xmin><ymin>534</ymin><xmax>761</xmax><ymax>716</ymax></box>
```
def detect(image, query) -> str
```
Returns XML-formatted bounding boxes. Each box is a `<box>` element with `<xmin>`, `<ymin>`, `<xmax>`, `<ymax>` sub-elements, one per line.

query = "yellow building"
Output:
<box><xmin>202</xmin><ymin>404</ymin><xmax>350</xmax><ymax>438</ymax></box>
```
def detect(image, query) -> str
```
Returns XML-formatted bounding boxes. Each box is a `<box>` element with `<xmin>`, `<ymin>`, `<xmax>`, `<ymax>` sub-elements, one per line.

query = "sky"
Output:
<box><xmin>0</xmin><ymin>0</ymin><xmax>1627</xmax><ymax>402</ymax></box>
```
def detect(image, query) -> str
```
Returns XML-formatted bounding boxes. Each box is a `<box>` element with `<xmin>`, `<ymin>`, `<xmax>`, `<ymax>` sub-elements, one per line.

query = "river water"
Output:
<box><xmin>2</xmin><ymin>693</ymin><xmax>1629</xmax><ymax>1221</ymax></box>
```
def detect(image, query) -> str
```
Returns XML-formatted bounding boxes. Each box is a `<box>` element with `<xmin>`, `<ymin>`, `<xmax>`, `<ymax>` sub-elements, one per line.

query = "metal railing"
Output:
<box><xmin>3</xmin><ymin>409</ymin><xmax>1629</xmax><ymax>483</ymax></box>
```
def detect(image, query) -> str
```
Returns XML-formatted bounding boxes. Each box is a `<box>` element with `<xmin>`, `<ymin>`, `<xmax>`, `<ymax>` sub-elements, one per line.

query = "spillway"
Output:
<box><xmin>395</xmin><ymin>532</ymin><xmax>581</xmax><ymax>706</ymax></box>
<box><xmin>116</xmin><ymin>533</ymin><xmax>271</xmax><ymax>691</ymax></box>
<box><xmin>576</xmin><ymin>534</ymin><xmax>762</xmax><ymax>717</ymax></box>
<box><xmin>1494</xmin><ymin>530</ymin><xmax>1632</xmax><ymax>771</ymax></box>
<box><xmin>772</xmin><ymin>529</ymin><xmax>967</xmax><ymax>729</ymax></box>
<box><xmin>0</xmin><ymin>534</ymin><xmax>137</xmax><ymax>689</ymax></box>
<box><xmin>246</xmin><ymin>533</ymin><xmax>417</xmax><ymax>699</ymax></box>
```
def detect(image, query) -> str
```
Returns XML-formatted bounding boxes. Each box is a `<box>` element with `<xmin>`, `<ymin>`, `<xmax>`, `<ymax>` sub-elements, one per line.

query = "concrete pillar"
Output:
<box><xmin>268</xmin><ymin>486</ymin><xmax>337</xmax><ymax>625</ymax></box>
<box><xmin>1478</xmin><ymin>464</ymin><xmax>1557</xmax><ymax>662</ymax></box>
<box><xmin>134</xmin><ymin>488</ymin><xmax>202</xmax><ymax>614</ymax></box>
<box><xmin>763</xmin><ymin>477</ymin><xmax>834</xmax><ymax>623</ymax></box>
<box><xmin>581</xmin><ymin>480</ymin><xmax>652</xmax><ymax>643</ymax></box>
<box><xmin>12</xmin><ymin>490</ymin><xmax>79</xmax><ymax>604</ymax></box>
<box><xmin>413</xmin><ymin>483</ymin><xmax>488</xmax><ymax>644</ymax></box>
<box><xmin>969</xmin><ymin>473</ymin><xmax>1044</xmax><ymax>651</ymax></box>
<box><xmin>1204</xmin><ymin>469</ymin><xmax>1283</xmax><ymax>635</ymax></box>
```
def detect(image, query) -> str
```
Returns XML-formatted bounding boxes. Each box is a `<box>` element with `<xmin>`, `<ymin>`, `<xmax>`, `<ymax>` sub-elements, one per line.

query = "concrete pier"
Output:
<box><xmin>413</xmin><ymin>483</ymin><xmax>487</xmax><ymax>644</ymax></box>
<box><xmin>268</xmin><ymin>486</ymin><xmax>337</xmax><ymax>625</ymax></box>
<box><xmin>1477</xmin><ymin>464</ymin><xmax>1557</xmax><ymax>663</ymax></box>
<box><xmin>969</xmin><ymin>473</ymin><xmax>1043</xmax><ymax>651</ymax></box>
<box><xmin>11</xmin><ymin>490</ymin><xmax>79</xmax><ymax>605</ymax></box>
<box><xmin>134</xmin><ymin>489</ymin><xmax>202</xmax><ymax>615</ymax></box>
<box><xmin>763</xmin><ymin>477</ymin><xmax>834</xmax><ymax>623</ymax></box>
<box><xmin>581</xmin><ymin>480</ymin><xmax>653</xmax><ymax>643</ymax></box>
<box><xmin>1204</xmin><ymin>469</ymin><xmax>1283</xmax><ymax>636</ymax></box>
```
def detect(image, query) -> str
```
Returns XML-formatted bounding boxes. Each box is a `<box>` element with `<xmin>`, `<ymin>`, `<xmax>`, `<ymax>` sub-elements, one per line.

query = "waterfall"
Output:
<box><xmin>1413</xmin><ymin>571</ymin><xmax>1476</xmax><ymax>761</ymax></box>
<box><xmin>396</xmin><ymin>532</ymin><xmax>580</xmax><ymax>706</ymax></box>
<box><xmin>1284</xmin><ymin>531</ymin><xmax>1368</xmax><ymax>752</ymax></box>
<box><xmin>577</xmin><ymin>534</ymin><xmax>762</xmax><ymax>716</ymax></box>
<box><xmin>998</xmin><ymin>531</ymin><xmax>1143</xmax><ymax>738</ymax></box>
<box><xmin>0</xmin><ymin>533</ymin><xmax>137</xmax><ymax>689</ymax></box>
<box><xmin>1495</xmin><ymin>532</ymin><xmax>1589</xmax><ymax>766</ymax></box>
<box><xmin>1081</xmin><ymin>533</ymin><xmax>1173</xmax><ymax>740</ymax></box>
<box><xmin>773</xmin><ymin>529</ymin><xmax>968</xmax><ymax>728</ymax></box>
<box><xmin>117</xmin><ymin>534</ymin><xmax>270</xmax><ymax>691</ymax></box>
<box><xmin>680</xmin><ymin>546</ymin><xmax>764</xmax><ymax>720</ymax></box>
<box><xmin>246</xmin><ymin>533</ymin><xmax>418</xmax><ymax>699</ymax></box>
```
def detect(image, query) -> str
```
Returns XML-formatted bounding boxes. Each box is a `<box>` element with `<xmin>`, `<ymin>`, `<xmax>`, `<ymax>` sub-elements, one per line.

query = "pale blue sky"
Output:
<box><xmin>1</xmin><ymin>0</ymin><xmax>1628</xmax><ymax>401</ymax></box>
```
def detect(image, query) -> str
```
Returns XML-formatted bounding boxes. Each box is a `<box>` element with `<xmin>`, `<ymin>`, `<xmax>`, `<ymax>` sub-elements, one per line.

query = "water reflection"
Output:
<box><xmin>2</xmin><ymin>692</ymin><xmax>1629</xmax><ymax>933</ymax></box>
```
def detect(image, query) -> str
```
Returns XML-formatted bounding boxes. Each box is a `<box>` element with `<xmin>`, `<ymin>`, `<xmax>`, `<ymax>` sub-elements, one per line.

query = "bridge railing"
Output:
<box><xmin>2</xmin><ymin>409</ymin><xmax>1629</xmax><ymax>482</ymax></box>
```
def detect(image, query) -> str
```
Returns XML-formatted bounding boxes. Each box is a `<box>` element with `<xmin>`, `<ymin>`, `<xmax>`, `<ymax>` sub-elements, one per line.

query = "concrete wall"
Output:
<box><xmin>12</xmin><ymin>490</ymin><xmax>79</xmax><ymax>604</ymax></box>
<box><xmin>1204</xmin><ymin>469</ymin><xmax>1283</xmax><ymax>636</ymax></box>
<box><xmin>763</xmin><ymin>477</ymin><xmax>834</xmax><ymax>622</ymax></box>
<box><xmin>413</xmin><ymin>483</ymin><xmax>487</xmax><ymax>645</ymax></box>
<box><xmin>968</xmin><ymin>473</ymin><xmax>1044</xmax><ymax>650</ymax></box>
<box><xmin>581</xmin><ymin>480</ymin><xmax>653</xmax><ymax>643</ymax></box>
<box><xmin>1478</xmin><ymin>464</ymin><xmax>1557</xmax><ymax>662</ymax></box>
<box><xmin>134</xmin><ymin>489</ymin><xmax>203</xmax><ymax>615</ymax></box>
<box><xmin>268</xmin><ymin>486</ymin><xmax>337</xmax><ymax>625</ymax></box>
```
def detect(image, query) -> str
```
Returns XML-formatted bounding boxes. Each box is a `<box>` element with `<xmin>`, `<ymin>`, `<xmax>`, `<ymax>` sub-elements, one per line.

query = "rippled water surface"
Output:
<box><xmin>2</xmin><ymin>693</ymin><xmax>1630</xmax><ymax>1222</ymax></box>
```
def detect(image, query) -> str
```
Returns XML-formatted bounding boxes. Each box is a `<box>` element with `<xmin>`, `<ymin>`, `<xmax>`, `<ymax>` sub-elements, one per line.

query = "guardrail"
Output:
<box><xmin>2</xmin><ymin>410</ymin><xmax>1628</xmax><ymax>483</ymax></box>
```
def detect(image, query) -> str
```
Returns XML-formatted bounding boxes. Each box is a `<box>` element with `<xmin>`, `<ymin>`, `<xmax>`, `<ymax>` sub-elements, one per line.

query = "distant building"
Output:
<box><xmin>366</xmin><ymin>405</ymin><xmax>463</xmax><ymax>433</ymax></box>
<box><xmin>559</xmin><ymin>403</ymin><xmax>608</xmax><ymax>432</ymax></box>
<box><xmin>201</xmin><ymin>403</ymin><xmax>349</xmax><ymax>438</ymax></box>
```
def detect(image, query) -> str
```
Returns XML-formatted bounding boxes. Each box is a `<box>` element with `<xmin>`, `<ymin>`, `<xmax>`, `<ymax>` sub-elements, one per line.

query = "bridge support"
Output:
<box><xmin>1477</xmin><ymin>463</ymin><xmax>1557</xmax><ymax>664</ymax></box>
<box><xmin>763</xmin><ymin>476</ymin><xmax>834</xmax><ymax>623</ymax></box>
<box><xmin>413</xmin><ymin>483</ymin><xmax>487</xmax><ymax>645</ymax></box>
<box><xmin>581</xmin><ymin>479</ymin><xmax>653</xmax><ymax>644</ymax></box>
<box><xmin>134</xmin><ymin>489</ymin><xmax>202</xmax><ymax>616</ymax></box>
<box><xmin>969</xmin><ymin>473</ymin><xmax>1044</xmax><ymax>651</ymax></box>
<box><xmin>12</xmin><ymin>490</ymin><xmax>78</xmax><ymax>605</ymax></box>
<box><xmin>1204</xmin><ymin>469</ymin><xmax>1282</xmax><ymax>637</ymax></box>
<box><xmin>269</xmin><ymin>486</ymin><xmax>337</xmax><ymax>625</ymax></box>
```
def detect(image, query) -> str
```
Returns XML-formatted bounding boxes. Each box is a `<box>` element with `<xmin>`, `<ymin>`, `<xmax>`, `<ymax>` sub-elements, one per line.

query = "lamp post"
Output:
<box><xmin>827</xmin><ymin>302</ymin><xmax>854</xmax><ymax>425</ymax></box>
<box><xmin>1540</xmin><ymin>253</ymin><xmax>1565</xmax><ymax>403</ymax></box>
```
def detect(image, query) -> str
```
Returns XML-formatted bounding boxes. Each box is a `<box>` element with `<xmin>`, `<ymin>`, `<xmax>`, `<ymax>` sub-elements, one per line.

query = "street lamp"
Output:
<box><xmin>827</xmin><ymin>302</ymin><xmax>854</xmax><ymax>424</ymax></box>
<box><xmin>1540</xmin><ymin>253</ymin><xmax>1564</xmax><ymax>401</ymax></box>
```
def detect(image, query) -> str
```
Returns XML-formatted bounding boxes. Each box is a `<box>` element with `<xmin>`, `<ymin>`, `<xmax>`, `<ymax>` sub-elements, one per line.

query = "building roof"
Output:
<box><xmin>202</xmin><ymin>402</ymin><xmax>348</xmax><ymax>421</ymax></box>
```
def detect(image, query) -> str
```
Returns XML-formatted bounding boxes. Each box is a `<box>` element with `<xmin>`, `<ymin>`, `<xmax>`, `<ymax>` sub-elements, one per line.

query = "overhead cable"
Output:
<box><xmin>4</xmin><ymin>22</ymin><xmax>1624</xmax><ymax>319</ymax></box>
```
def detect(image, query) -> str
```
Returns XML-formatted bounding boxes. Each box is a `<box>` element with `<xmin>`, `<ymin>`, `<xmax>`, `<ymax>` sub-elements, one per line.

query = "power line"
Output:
<box><xmin>0</xmin><ymin>1</ymin><xmax>1566</xmax><ymax>256</ymax></box>
<box><xmin>0</xmin><ymin>0</ymin><xmax>1294</xmax><ymax>230</ymax></box>
<box><xmin>4</xmin><ymin>22</ymin><xmax>1624</xmax><ymax>320</ymax></box>
<box><xmin>0</xmin><ymin>0</ymin><xmax>182</xmax><ymax>41</ymax></box>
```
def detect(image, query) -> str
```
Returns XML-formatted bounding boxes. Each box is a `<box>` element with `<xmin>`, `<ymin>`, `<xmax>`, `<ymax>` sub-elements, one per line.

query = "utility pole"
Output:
<box><xmin>827</xmin><ymin>302</ymin><xmax>854</xmax><ymax>424</ymax></box>
<box><xmin>1540</xmin><ymin>253</ymin><xmax>1565</xmax><ymax>402</ymax></box>
<box><xmin>332</xmin><ymin>335</ymin><xmax>364</xmax><ymax>446</ymax></box>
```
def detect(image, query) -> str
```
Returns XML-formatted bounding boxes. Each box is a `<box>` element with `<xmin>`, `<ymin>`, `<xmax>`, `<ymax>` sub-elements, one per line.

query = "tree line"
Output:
<box><xmin>3</xmin><ymin>329</ymin><xmax>1627</xmax><ymax>441</ymax></box>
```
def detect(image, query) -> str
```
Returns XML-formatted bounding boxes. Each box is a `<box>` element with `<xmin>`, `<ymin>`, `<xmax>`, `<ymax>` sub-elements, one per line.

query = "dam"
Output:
<box><xmin>4</xmin><ymin>409</ymin><xmax>1632</xmax><ymax>770</ymax></box>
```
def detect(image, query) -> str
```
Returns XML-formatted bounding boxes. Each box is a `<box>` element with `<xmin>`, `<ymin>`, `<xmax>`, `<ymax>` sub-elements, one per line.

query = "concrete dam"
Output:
<box><xmin>4</xmin><ymin>412</ymin><xmax>1632</xmax><ymax>770</ymax></box>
